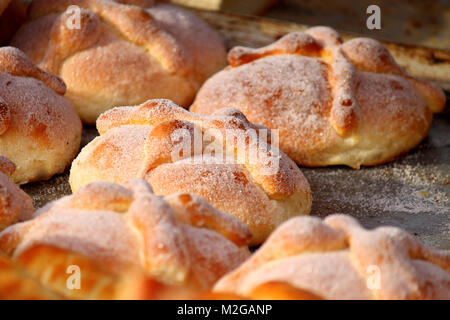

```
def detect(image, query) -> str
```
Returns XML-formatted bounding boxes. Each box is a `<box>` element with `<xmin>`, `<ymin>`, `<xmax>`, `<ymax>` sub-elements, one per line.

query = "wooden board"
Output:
<box><xmin>187</xmin><ymin>8</ymin><xmax>450</xmax><ymax>91</ymax></box>
<box><xmin>265</xmin><ymin>0</ymin><xmax>450</xmax><ymax>51</ymax></box>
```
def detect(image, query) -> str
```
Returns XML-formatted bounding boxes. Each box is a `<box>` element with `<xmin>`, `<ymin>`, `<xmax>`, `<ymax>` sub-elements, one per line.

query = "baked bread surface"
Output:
<box><xmin>1</xmin><ymin>242</ymin><xmax>198</xmax><ymax>300</ymax></box>
<box><xmin>214</xmin><ymin>214</ymin><xmax>450</xmax><ymax>300</ymax></box>
<box><xmin>69</xmin><ymin>99</ymin><xmax>312</xmax><ymax>245</ymax></box>
<box><xmin>0</xmin><ymin>46</ymin><xmax>82</xmax><ymax>184</ymax></box>
<box><xmin>192</xmin><ymin>27</ymin><xmax>446</xmax><ymax>168</ymax></box>
<box><xmin>0</xmin><ymin>179</ymin><xmax>251</xmax><ymax>290</ymax></box>
<box><xmin>11</xmin><ymin>0</ymin><xmax>227</xmax><ymax>123</ymax></box>
<box><xmin>0</xmin><ymin>243</ymin><xmax>323</xmax><ymax>300</ymax></box>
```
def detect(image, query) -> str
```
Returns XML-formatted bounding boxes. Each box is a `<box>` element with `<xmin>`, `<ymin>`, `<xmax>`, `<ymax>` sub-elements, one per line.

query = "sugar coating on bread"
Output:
<box><xmin>0</xmin><ymin>179</ymin><xmax>251</xmax><ymax>289</ymax></box>
<box><xmin>214</xmin><ymin>214</ymin><xmax>450</xmax><ymax>300</ymax></box>
<box><xmin>192</xmin><ymin>26</ymin><xmax>446</xmax><ymax>168</ymax></box>
<box><xmin>0</xmin><ymin>47</ymin><xmax>82</xmax><ymax>184</ymax></box>
<box><xmin>70</xmin><ymin>99</ymin><xmax>312</xmax><ymax>245</ymax></box>
<box><xmin>11</xmin><ymin>0</ymin><xmax>226</xmax><ymax>123</ymax></box>
<box><xmin>0</xmin><ymin>156</ymin><xmax>34</xmax><ymax>231</ymax></box>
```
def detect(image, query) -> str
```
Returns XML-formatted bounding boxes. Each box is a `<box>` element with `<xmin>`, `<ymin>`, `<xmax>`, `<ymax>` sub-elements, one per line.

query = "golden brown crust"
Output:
<box><xmin>0</xmin><ymin>154</ymin><xmax>15</xmax><ymax>176</ymax></box>
<box><xmin>3</xmin><ymin>234</ymin><xmax>323</xmax><ymax>300</ymax></box>
<box><xmin>0</xmin><ymin>46</ymin><xmax>66</xmax><ymax>94</ymax></box>
<box><xmin>2</xmin><ymin>242</ymin><xmax>197</xmax><ymax>300</ymax></box>
<box><xmin>214</xmin><ymin>214</ymin><xmax>450</xmax><ymax>300</ymax></box>
<box><xmin>0</xmin><ymin>250</ymin><xmax>61</xmax><ymax>300</ymax></box>
<box><xmin>245</xmin><ymin>282</ymin><xmax>324</xmax><ymax>300</ymax></box>
<box><xmin>0</xmin><ymin>47</ymin><xmax>82</xmax><ymax>184</ymax></box>
<box><xmin>12</xmin><ymin>0</ymin><xmax>226</xmax><ymax>123</ymax></box>
<box><xmin>0</xmin><ymin>156</ymin><xmax>34</xmax><ymax>231</ymax></box>
<box><xmin>7</xmin><ymin>245</ymin><xmax>321</xmax><ymax>300</ymax></box>
<box><xmin>0</xmin><ymin>179</ymin><xmax>251</xmax><ymax>290</ymax></box>
<box><xmin>4</xmin><ymin>243</ymin><xmax>324</xmax><ymax>300</ymax></box>
<box><xmin>2</xmin><ymin>242</ymin><xmax>204</xmax><ymax>300</ymax></box>
<box><xmin>31</xmin><ymin>0</ymin><xmax>190</xmax><ymax>75</ymax></box>
<box><xmin>196</xmin><ymin>281</ymin><xmax>323</xmax><ymax>300</ymax></box>
<box><xmin>15</xmin><ymin>244</ymin><xmax>118</xmax><ymax>299</ymax></box>
<box><xmin>113</xmin><ymin>268</ymin><xmax>202</xmax><ymax>300</ymax></box>
<box><xmin>192</xmin><ymin>26</ymin><xmax>446</xmax><ymax>168</ymax></box>
<box><xmin>70</xmin><ymin>99</ymin><xmax>312</xmax><ymax>245</ymax></box>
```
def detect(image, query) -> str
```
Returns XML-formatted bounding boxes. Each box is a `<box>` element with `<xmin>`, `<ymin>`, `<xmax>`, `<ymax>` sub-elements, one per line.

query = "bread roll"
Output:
<box><xmin>11</xmin><ymin>0</ymin><xmax>227</xmax><ymax>123</ymax></box>
<box><xmin>2</xmin><ymin>243</ymin><xmax>322</xmax><ymax>300</ymax></box>
<box><xmin>214</xmin><ymin>214</ymin><xmax>450</xmax><ymax>300</ymax></box>
<box><xmin>1</xmin><ymin>242</ymin><xmax>199</xmax><ymax>299</ymax></box>
<box><xmin>0</xmin><ymin>179</ymin><xmax>251</xmax><ymax>290</ymax></box>
<box><xmin>192</xmin><ymin>27</ymin><xmax>446</xmax><ymax>168</ymax></box>
<box><xmin>0</xmin><ymin>46</ymin><xmax>82</xmax><ymax>184</ymax></box>
<box><xmin>69</xmin><ymin>99</ymin><xmax>312</xmax><ymax>245</ymax></box>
